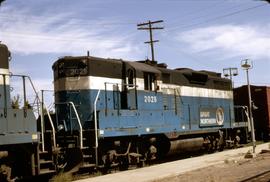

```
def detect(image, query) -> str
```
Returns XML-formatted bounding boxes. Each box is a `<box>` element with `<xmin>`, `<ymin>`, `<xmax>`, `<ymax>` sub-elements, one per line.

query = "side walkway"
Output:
<box><xmin>76</xmin><ymin>143</ymin><xmax>270</xmax><ymax>182</ymax></box>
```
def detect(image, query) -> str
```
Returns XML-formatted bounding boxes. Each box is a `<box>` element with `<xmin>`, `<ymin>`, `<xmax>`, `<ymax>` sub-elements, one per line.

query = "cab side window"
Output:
<box><xmin>144</xmin><ymin>72</ymin><xmax>155</xmax><ymax>91</ymax></box>
<box><xmin>127</xmin><ymin>69</ymin><xmax>134</xmax><ymax>87</ymax></box>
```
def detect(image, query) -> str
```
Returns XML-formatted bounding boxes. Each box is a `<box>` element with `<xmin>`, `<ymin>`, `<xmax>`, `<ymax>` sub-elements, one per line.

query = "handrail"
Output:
<box><xmin>68</xmin><ymin>102</ymin><xmax>83</xmax><ymax>149</ymax></box>
<box><xmin>40</xmin><ymin>90</ymin><xmax>56</xmax><ymax>151</ymax></box>
<box><xmin>44</xmin><ymin>105</ymin><xmax>56</xmax><ymax>149</ymax></box>
<box><xmin>94</xmin><ymin>89</ymin><xmax>101</xmax><ymax>166</ymax></box>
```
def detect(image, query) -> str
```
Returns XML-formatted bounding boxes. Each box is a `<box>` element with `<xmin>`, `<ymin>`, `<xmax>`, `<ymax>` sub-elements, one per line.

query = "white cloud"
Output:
<box><xmin>177</xmin><ymin>24</ymin><xmax>270</xmax><ymax>59</ymax></box>
<box><xmin>0</xmin><ymin>4</ymin><xmax>141</xmax><ymax>59</ymax></box>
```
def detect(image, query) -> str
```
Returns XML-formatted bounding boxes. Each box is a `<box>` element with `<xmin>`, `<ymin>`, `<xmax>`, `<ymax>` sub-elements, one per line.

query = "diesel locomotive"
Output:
<box><xmin>51</xmin><ymin>55</ymin><xmax>249</xmax><ymax>171</ymax></box>
<box><xmin>0</xmin><ymin>42</ymin><xmax>249</xmax><ymax>180</ymax></box>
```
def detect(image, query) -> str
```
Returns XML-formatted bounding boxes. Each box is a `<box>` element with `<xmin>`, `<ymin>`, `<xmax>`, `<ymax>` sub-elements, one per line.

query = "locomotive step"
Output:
<box><xmin>39</xmin><ymin>150</ymin><xmax>49</xmax><ymax>154</ymax></box>
<box><xmin>39</xmin><ymin>151</ymin><xmax>49</xmax><ymax>156</ymax></box>
<box><xmin>40</xmin><ymin>159</ymin><xmax>54</xmax><ymax>165</ymax></box>
<box><xmin>39</xmin><ymin>159</ymin><xmax>55</xmax><ymax>170</ymax></box>
<box><xmin>57</xmin><ymin>139</ymin><xmax>77</xmax><ymax>143</ymax></box>
<box><xmin>39</xmin><ymin>169</ymin><xmax>56</xmax><ymax>175</ymax></box>
<box><xmin>57</xmin><ymin>135</ymin><xmax>78</xmax><ymax>139</ymax></box>
<box><xmin>83</xmin><ymin>154</ymin><xmax>92</xmax><ymax>159</ymax></box>
<box><xmin>80</xmin><ymin>163</ymin><xmax>96</xmax><ymax>169</ymax></box>
<box><xmin>81</xmin><ymin>146</ymin><xmax>90</xmax><ymax>150</ymax></box>
<box><xmin>39</xmin><ymin>151</ymin><xmax>52</xmax><ymax>160</ymax></box>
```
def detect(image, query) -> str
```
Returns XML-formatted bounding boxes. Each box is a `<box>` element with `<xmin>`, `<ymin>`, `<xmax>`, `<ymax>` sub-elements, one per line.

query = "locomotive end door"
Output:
<box><xmin>126</xmin><ymin>68</ymin><xmax>137</xmax><ymax>110</ymax></box>
<box><xmin>121</xmin><ymin>62</ymin><xmax>138</xmax><ymax>110</ymax></box>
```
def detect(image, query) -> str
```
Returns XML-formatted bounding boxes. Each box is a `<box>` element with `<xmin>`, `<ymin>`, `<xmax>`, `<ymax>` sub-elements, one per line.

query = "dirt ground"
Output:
<box><xmin>156</xmin><ymin>151</ymin><xmax>270</xmax><ymax>182</ymax></box>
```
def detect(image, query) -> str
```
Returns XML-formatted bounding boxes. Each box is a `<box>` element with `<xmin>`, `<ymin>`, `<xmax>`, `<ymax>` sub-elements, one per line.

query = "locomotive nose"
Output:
<box><xmin>0</xmin><ymin>43</ymin><xmax>10</xmax><ymax>70</ymax></box>
<box><xmin>0</xmin><ymin>43</ymin><xmax>11</xmax><ymax>108</ymax></box>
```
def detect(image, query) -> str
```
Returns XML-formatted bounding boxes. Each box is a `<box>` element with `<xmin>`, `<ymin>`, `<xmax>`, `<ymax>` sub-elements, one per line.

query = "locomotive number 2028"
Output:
<box><xmin>144</xmin><ymin>96</ymin><xmax>157</xmax><ymax>103</ymax></box>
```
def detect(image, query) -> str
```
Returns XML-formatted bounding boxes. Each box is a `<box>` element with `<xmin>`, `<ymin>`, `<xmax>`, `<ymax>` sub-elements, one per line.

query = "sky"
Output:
<box><xmin>0</xmin><ymin>0</ymin><xmax>270</xmax><ymax>104</ymax></box>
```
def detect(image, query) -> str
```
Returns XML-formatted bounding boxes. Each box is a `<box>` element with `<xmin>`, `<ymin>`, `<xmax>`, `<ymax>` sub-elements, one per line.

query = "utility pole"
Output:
<box><xmin>241</xmin><ymin>59</ymin><xmax>256</xmax><ymax>154</ymax></box>
<box><xmin>137</xmin><ymin>20</ymin><xmax>164</xmax><ymax>63</ymax></box>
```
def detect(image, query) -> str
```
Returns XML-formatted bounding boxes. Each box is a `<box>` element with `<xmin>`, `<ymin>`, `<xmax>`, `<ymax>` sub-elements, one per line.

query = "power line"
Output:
<box><xmin>167</xmin><ymin>1</ymin><xmax>228</xmax><ymax>26</ymax></box>
<box><xmin>168</xmin><ymin>2</ymin><xmax>247</xmax><ymax>28</ymax></box>
<box><xmin>168</xmin><ymin>3</ymin><xmax>267</xmax><ymax>31</ymax></box>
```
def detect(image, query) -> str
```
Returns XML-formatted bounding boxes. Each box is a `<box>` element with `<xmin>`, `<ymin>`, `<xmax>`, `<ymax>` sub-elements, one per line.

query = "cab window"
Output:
<box><xmin>144</xmin><ymin>72</ymin><xmax>155</xmax><ymax>91</ymax></box>
<box><xmin>127</xmin><ymin>69</ymin><xmax>134</xmax><ymax>87</ymax></box>
<box><xmin>57</xmin><ymin>60</ymin><xmax>88</xmax><ymax>78</ymax></box>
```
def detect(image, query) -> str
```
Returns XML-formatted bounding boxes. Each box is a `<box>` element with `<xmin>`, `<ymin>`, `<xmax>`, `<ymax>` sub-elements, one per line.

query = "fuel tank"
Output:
<box><xmin>167</xmin><ymin>137</ymin><xmax>204</xmax><ymax>156</ymax></box>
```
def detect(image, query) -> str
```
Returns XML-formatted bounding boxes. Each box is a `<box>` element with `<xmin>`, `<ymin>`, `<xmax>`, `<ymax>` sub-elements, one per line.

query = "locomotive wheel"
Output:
<box><xmin>118</xmin><ymin>156</ymin><xmax>129</xmax><ymax>171</ymax></box>
<box><xmin>137</xmin><ymin>158</ymin><xmax>146</xmax><ymax>168</ymax></box>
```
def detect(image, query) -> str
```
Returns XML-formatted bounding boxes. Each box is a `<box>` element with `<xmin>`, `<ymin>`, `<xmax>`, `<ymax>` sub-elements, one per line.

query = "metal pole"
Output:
<box><xmin>241</xmin><ymin>59</ymin><xmax>256</xmax><ymax>154</ymax></box>
<box><xmin>246</xmin><ymin>69</ymin><xmax>256</xmax><ymax>153</ymax></box>
<box><xmin>229</xmin><ymin>68</ymin><xmax>233</xmax><ymax>90</ymax></box>
<box><xmin>22</xmin><ymin>76</ymin><xmax>27</xmax><ymax>107</ymax></box>
<box><xmin>229</xmin><ymin>68</ymin><xmax>232</xmax><ymax>81</ymax></box>
<box><xmin>3</xmin><ymin>75</ymin><xmax>7</xmax><ymax>117</ymax></box>
<box><xmin>40</xmin><ymin>90</ymin><xmax>45</xmax><ymax>152</ymax></box>
<box><xmin>223</xmin><ymin>67</ymin><xmax>238</xmax><ymax>89</ymax></box>
<box><xmin>22</xmin><ymin>76</ymin><xmax>27</xmax><ymax>117</ymax></box>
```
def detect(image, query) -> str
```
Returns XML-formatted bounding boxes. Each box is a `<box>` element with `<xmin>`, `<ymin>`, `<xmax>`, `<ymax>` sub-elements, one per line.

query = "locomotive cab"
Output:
<box><xmin>120</xmin><ymin>61</ymin><xmax>162</xmax><ymax>110</ymax></box>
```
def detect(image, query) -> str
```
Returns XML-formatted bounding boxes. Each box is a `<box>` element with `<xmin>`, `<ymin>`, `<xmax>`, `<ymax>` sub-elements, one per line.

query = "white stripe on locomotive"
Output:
<box><xmin>54</xmin><ymin>75</ymin><xmax>232</xmax><ymax>99</ymax></box>
<box><xmin>54</xmin><ymin>76</ymin><xmax>122</xmax><ymax>92</ymax></box>
<box><xmin>0</xmin><ymin>68</ymin><xmax>10</xmax><ymax>85</ymax></box>
<box><xmin>161</xmin><ymin>84</ymin><xmax>233</xmax><ymax>99</ymax></box>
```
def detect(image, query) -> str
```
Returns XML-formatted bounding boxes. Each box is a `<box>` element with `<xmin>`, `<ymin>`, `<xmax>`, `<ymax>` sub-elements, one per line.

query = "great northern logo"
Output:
<box><xmin>216</xmin><ymin>107</ymin><xmax>224</xmax><ymax>125</ymax></box>
<box><xmin>200</xmin><ymin>107</ymin><xmax>224</xmax><ymax>126</ymax></box>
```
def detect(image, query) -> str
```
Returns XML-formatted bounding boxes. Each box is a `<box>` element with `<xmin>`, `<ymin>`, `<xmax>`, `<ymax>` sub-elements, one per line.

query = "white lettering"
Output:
<box><xmin>144</xmin><ymin>96</ymin><xmax>157</xmax><ymax>103</ymax></box>
<box><xmin>200</xmin><ymin>111</ymin><xmax>210</xmax><ymax>118</ymax></box>
<box><xmin>200</xmin><ymin>118</ymin><xmax>216</xmax><ymax>124</ymax></box>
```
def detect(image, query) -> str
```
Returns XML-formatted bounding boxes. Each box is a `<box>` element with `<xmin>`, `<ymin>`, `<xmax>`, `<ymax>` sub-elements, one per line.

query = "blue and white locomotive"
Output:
<box><xmin>52</xmin><ymin>56</ymin><xmax>248</xmax><ymax>169</ymax></box>
<box><xmin>0</xmin><ymin>43</ymin><xmax>55</xmax><ymax>181</ymax></box>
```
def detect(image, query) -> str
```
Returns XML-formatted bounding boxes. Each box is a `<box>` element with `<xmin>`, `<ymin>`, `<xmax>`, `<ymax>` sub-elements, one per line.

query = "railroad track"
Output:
<box><xmin>240</xmin><ymin>169</ymin><xmax>270</xmax><ymax>182</ymax></box>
